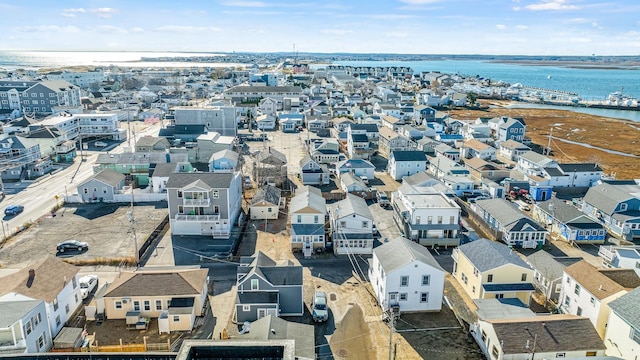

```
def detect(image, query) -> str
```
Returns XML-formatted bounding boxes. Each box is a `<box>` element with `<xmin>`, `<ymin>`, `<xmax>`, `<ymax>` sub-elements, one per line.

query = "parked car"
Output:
<box><xmin>79</xmin><ymin>275</ymin><xmax>99</xmax><ymax>299</ymax></box>
<box><xmin>4</xmin><ymin>204</ymin><xmax>24</xmax><ymax>216</ymax></box>
<box><xmin>372</xmin><ymin>223</ymin><xmax>381</xmax><ymax>238</ymax></box>
<box><xmin>359</xmin><ymin>175</ymin><xmax>369</xmax><ymax>185</ymax></box>
<box><xmin>57</xmin><ymin>239</ymin><xmax>89</xmax><ymax>253</ymax></box>
<box><xmin>95</xmin><ymin>141</ymin><xmax>108</xmax><ymax>148</ymax></box>
<box><xmin>243</xmin><ymin>176</ymin><xmax>253</xmax><ymax>188</ymax></box>
<box><xmin>312</xmin><ymin>291</ymin><xmax>329</xmax><ymax>322</ymax></box>
<box><xmin>376</xmin><ymin>191</ymin><xmax>390</xmax><ymax>208</ymax></box>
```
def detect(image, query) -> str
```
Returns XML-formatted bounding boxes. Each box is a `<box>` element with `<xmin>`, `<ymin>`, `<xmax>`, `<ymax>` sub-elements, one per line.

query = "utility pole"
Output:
<box><xmin>388</xmin><ymin>309</ymin><xmax>395</xmax><ymax>360</ymax></box>
<box><xmin>546</xmin><ymin>127</ymin><xmax>553</xmax><ymax>156</ymax></box>
<box><xmin>127</xmin><ymin>191</ymin><xmax>139</xmax><ymax>266</ymax></box>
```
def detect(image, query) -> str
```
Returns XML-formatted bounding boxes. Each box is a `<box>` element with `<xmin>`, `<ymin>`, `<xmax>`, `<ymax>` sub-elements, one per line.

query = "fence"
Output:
<box><xmin>52</xmin><ymin>338</ymin><xmax>171</xmax><ymax>353</ymax></box>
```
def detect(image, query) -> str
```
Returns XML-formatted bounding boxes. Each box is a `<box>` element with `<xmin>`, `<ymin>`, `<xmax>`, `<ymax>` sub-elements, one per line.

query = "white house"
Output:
<box><xmin>369</xmin><ymin>237</ymin><xmax>445</xmax><ymax>313</ymax></box>
<box><xmin>0</xmin><ymin>295</ymin><xmax>52</xmax><ymax>353</ymax></box>
<box><xmin>289</xmin><ymin>186</ymin><xmax>326</xmax><ymax>256</ymax></box>
<box><xmin>328</xmin><ymin>193</ymin><xmax>375</xmax><ymax>255</ymax></box>
<box><xmin>605</xmin><ymin>286</ymin><xmax>640</xmax><ymax>359</ymax></box>
<box><xmin>559</xmin><ymin>260</ymin><xmax>640</xmax><ymax>338</ymax></box>
<box><xmin>250</xmin><ymin>185</ymin><xmax>282</xmax><ymax>220</ymax></box>
<box><xmin>0</xmin><ymin>257</ymin><xmax>83</xmax><ymax>338</ymax></box>
<box><xmin>387</xmin><ymin>150</ymin><xmax>428</xmax><ymax>181</ymax></box>
<box><xmin>299</xmin><ymin>155</ymin><xmax>330</xmax><ymax>185</ymax></box>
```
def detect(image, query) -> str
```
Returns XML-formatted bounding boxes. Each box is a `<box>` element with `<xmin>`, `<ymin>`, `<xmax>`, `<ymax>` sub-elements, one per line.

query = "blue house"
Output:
<box><xmin>532</xmin><ymin>197</ymin><xmax>605</xmax><ymax>244</ymax></box>
<box><xmin>493</xmin><ymin>117</ymin><xmax>526</xmax><ymax>142</ymax></box>
<box><xmin>581</xmin><ymin>181</ymin><xmax>640</xmax><ymax>241</ymax></box>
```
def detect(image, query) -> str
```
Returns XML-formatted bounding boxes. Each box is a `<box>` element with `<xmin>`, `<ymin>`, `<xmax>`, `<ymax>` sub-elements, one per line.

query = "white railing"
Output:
<box><xmin>183</xmin><ymin>198</ymin><xmax>210</xmax><ymax>207</ymax></box>
<box><xmin>0</xmin><ymin>338</ymin><xmax>26</xmax><ymax>351</ymax></box>
<box><xmin>174</xmin><ymin>214</ymin><xmax>220</xmax><ymax>222</ymax></box>
<box><xmin>598</xmin><ymin>245</ymin><xmax>615</xmax><ymax>263</ymax></box>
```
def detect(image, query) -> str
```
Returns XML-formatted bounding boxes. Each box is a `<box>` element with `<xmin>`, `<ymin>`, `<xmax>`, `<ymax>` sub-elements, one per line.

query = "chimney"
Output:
<box><xmin>599</xmin><ymin>284</ymin><xmax>603</xmax><ymax>291</ymax></box>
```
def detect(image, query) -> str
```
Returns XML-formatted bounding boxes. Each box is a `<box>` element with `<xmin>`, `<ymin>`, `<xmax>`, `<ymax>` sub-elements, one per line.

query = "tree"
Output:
<box><xmin>466</xmin><ymin>92</ymin><xmax>478</xmax><ymax>105</ymax></box>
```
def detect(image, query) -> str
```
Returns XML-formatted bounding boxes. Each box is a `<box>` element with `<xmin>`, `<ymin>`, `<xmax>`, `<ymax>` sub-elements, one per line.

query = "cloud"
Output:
<box><xmin>386</xmin><ymin>31</ymin><xmax>409</xmax><ymax>38</ymax></box>
<box><xmin>398</xmin><ymin>0</ymin><xmax>440</xmax><ymax>4</ymax></box>
<box><xmin>153</xmin><ymin>26</ymin><xmax>222</xmax><ymax>33</ymax></box>
<box><xmin>364</xmin><ymin>14</ymin><xmax>417</xmax><ymax>20</ymax></box>
<box><xmin>92</xmin><ymin>25</ymin><xmax>128</xmax><ymax>34</ymax></box>
<box><xmin>130</xmin><ymin>27</ymin><xmax>145</xmax><ymax>33</ymax></box>
<box><xmin>90</xmin><ymin>8</ymin><xmax>117</xmax><ymax>18</ymax></box>
<box><xmin>516</xmin><ymin>24</ymin><xmax>528</xmax><ymax>29</ymax></box>
<box><xmin>321</xmin><ymin>29</ymin><xmax>353</xmax><ymax>35</ymax></box>
<box><xmin>15</xmin><ymin>25</ymin><xmax>80</xmax><ymax>33</ymax></box>
<box><xmin>525</xmin><ymin>0</ymin><xmax>578</xmax><ymax>11</ymax></box>
<box><xmin>496</xmin><ymin>24</ymin><xmax>507</xmax><ymax>30</ymax></box>
<box><xmin>221</xmin><ymin>1</ymin><xmax>267</xmax><ymax>7</ymax></box>
<box><xmin>61</xmin><ymin>7</ymin><xmax>117</xmax><ymax>18</ymax></box>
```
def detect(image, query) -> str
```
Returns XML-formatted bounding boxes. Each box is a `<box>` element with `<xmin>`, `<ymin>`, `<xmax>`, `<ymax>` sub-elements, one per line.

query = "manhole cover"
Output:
<box><xmin>337</xmin><ymin>349</ymin><xmax>348</xmax><ymax>357</ymax></box>
<box><xmin>329</xmin><ymin>292</ymin><xmax>337</xmax><ymax>301</ymax></box>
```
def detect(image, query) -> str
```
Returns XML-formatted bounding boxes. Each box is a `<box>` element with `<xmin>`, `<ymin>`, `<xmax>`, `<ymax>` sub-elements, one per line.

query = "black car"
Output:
<box><xmin>57</xmin><ymin>240</ymin><xmax>89</xmax><ymax>253</ymax></box>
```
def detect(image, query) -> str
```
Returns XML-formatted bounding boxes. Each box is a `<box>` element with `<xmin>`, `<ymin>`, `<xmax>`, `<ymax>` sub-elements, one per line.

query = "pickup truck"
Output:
<box><xmin>376</xmin><ymin>191</ymin><xmax>390</xmax><ymax>208</ymax></box>
<box><xmin>312</xmin><ymin>291</ymin><xmax>329</xmax><ymax>322</ymax></box>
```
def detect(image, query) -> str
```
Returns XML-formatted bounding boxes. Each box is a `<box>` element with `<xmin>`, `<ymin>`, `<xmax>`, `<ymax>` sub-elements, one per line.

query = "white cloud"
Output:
<box><xmin>130</xmin><ymin>27</ymin><xmax>145</xmax><ymax>33</ymax></box>
<box><xmin>364</xmin><ymin>14</ymin><xmax>417</xmax><ymax>20</ymax></box>
<box><xmin>496</xmin><ymin>24</ymin><xmax>507</xmax><ymax>30</ymax></box>
<box><xmin>15</xmin><ymin>25</ymin><xmax>80</xmax><ymax>33</ymax></box>
<box><xmin>90</xmin><ymin>8</ymin><xmax>117</xmax><ymax>18</ymax></box>
<box><xmin>516</xmin><ymin>24</ymin><xmax>528</xmax><ymax>29</ymax></box>
<box><xmin>61</xmin><ymin>7</ymin><xmax>116</xmax><ymax>18</ymax></box>
<box><xmin>321</xmin><ymin>29</ymin><xmax>353</xmax><ymax>35</ymax></box>
<box><xmin>525</xmin><ymin>0</ymin><xmax>578</xmax><ymax>11</ymax></box>
<box><xmin>386</xmin><ymin>31</ymin><xmax>409</xmax><ymax>38</ymax></box>
<box><xmin>512</xmin><ymin>6</ymin><xmax>521</xmax><ymax>11</ymax></box>
<box><xmin>221</xmin><ymin>1</ymin><xmax>267</xmax><ymax>7</ymax></box>
<box><xmin>92</xmin><ymin>25</ymin><xmax>128</xmax><ymax>34</ymax></box>
<box><xmin>153</xmin><ymin>26</ymin><xmax>222</xmax><ymax>33</ymax></box>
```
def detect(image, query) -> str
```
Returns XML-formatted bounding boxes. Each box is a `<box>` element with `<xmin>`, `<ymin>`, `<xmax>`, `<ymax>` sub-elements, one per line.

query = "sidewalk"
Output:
<box><xmin>143</xmin><ymin>231</ymin><xmax>175</xmax><ymax>266</ymax></box>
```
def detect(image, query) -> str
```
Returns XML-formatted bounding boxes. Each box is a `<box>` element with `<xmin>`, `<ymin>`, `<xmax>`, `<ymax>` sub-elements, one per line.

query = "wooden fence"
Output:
<box><xmin>52</xmin><ymin>338</ymin><xmax>171</xmax><ymax>353</ymax></box>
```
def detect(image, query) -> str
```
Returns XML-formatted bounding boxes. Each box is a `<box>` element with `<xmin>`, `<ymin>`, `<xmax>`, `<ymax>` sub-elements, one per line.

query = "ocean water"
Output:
<box><xmin>0</xmin><ymin>51</ymin><xmax>241</xmax><ymax>70</ymax></box>
<box><xmin>334</xmin><ymin>60</ymin><xmax>640</xmax><ymax>101</ymax></box>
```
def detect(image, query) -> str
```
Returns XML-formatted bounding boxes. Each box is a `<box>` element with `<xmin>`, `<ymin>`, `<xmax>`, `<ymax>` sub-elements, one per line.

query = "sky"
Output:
<box><xmin>2</xmin><ymin>0</ymin><xmax>640</xmax><ymax>55</ymax></box>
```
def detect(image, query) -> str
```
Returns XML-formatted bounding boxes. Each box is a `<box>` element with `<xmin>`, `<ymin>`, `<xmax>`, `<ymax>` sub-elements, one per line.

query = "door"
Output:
<box><xmin>257</xmin><ymin>308</ymin><xmax>267</xmax><ymax>319</ymax></box>
<box><xmin>389</xmin><ymin>293</ymin><xmax>398</xmax><ymax>304</ymax></box>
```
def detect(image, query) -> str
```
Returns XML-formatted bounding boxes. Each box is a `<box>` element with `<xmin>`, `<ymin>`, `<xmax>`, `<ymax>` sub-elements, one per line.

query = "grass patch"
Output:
<box><xmin>64</xmin><ymin>256</ymin><xmax>137</xmax><ymax>267</ymax></box>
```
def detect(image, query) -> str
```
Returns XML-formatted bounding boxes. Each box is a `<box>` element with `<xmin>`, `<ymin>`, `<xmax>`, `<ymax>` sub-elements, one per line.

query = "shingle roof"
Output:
<box><xmin>583</xmin><ymin>183</ymin><xmax>636</xmax><ymax>215</ymax></box>
<box><xmin>289</xmin><ymin>186</ymin><xmax>326</xmax><ymax>214</ymax></box>
<box><xmin>489</xmin><ymin>315</ymin><xmax>605</xmax><ymax>354</ymax></box>
<box><xmin>457</xmin><ymin>238</ymin><xmax>531</xmax><ymax>272</ymax></box>
<box><xmin>239</xmin><ymin>315</ymin><xmax>315</xmax><ymax>360</ymax></box>
<box><xmin>90</xmin><ymin>168</ymin><xmax>126</xmax><ymax>187</ymax></box>
<box><xmin>0</xmin><ymin>256</ymin><xmax>80</xmax><ymax>303</ymax></box>
<box><xmin>135</xmin><ymin>136</ymin><xmax>169</xmax><ymax>148</ymax></box>
<box><xmin>526</xmin><ymin>250</ymin><xmax>581</xmax><ymax>281</ymax></box>
<box><xmin>375</xmin><ymin>237</ymin><xmax>444</xmax><ymax>273</ymax></box>
<box><xmin>0</xmin><ymin>300</ymin><xmax>43</xmax><ymax>327</ymax></box>
<box><xmin>519</xmin><ymin>151</ymin><xmax>553</xmax><ymax>166</ymax></box>
<box><xmin>103</xmin><ymin>268</ymin><xmax>208</xmax><ymax>297</ymax></box>
<box><xmin>349</xmin><ymin>123</ymin><xmax>378</xmax><ymax>132</ymax></box>
<box><xmin>165</xmin><ymin>172</ymin><xmax>235</xmax><ymax>189</ymax></box>
<box><xmin>331</xmin><ymin>193</ymin><xmax>372</xmax><ymax>220</ymax></box>
<box><xmin>391</xmin><ymin>150</ymin><xmax>427</xmax><ymax>162</ymax></box>
<box><xmin>500</xmin><ymin>139</ymin><xmax>530</xmax><ymax>150</ymax></box>
<box><xmin>251</xmin><ymin>185</ymin><xmax>282</xmax><ymax>206</ymax></box>
<box><xmin>558</xmin><ymin>163</ymin><xmax>602</xmax><ymax>173</ymax></box>
<box><xmin>475</xmin><ymin>198</ymin><xmax>527</xmax><ymax>226</ymax></box>
<box><xmin>226</xmin><ymin>85</ymin><xmax>302</xmax><ymax>93</ymax></box>
<box><xmin>564</xmin><ymin>261</ymin><xmax>638</xmax><ymax>300</ymax></box>
<box><xmin>608</xmin><ymin>286</ymin><xmax>640</xmax><ymax>328</ymax></box>
<box><xmin>210</xmin><ymin>149</ymin><xmax>239</xmax><ymax>163</ymax></box>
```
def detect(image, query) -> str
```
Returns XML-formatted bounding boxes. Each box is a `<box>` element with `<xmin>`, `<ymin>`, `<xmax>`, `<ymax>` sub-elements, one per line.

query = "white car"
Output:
<box><xmin>95</xmin><ymin>141</ymin><xmax>107</xmax><ymax>148</ymax></box>
<box><xmin>79</xmin><ymin>275</ymin><xmax>99</xmax><ymax>299</ymax></box>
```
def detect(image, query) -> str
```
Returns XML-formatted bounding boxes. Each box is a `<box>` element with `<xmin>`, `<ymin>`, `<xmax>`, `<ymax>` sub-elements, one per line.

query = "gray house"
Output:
<box><xmin>299</xmin><ymin>155</ymin><xmax>330</xmax><ymax>185</ymax></box>
<box><xmin>235</xmin><ymin>252</ymin><xmax>304</xmax><ymax>323</ymax></box>
<box><xmin>525</xmin><ymin>250</ymin><xmax>581</xmax><ymax>304</ymax></box>
<box><xmin>76</xmin><ymin>168</ymin><xmax>126</xmax><ymax>202</ymax></box>
<box><xmin>236</xmin><ymin>315</ymin><xmax>314</xmax><ymax>360</ymax></box>
<box><xmin>208</xmin><ymin>149</ymin><xmax>239</xmax><ymax>172</ymax></box>
<box><xmin>166</xmin><ymin>172</ymin><xmax>242</xmax><ymax>238</ymax></box>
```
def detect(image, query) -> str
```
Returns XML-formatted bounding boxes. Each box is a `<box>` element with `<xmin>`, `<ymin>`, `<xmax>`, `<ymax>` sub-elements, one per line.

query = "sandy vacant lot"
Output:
<box><xmin>451</xmin><ymin>101</ymin><xmax>640</xmax><ymax>179</ymax></box>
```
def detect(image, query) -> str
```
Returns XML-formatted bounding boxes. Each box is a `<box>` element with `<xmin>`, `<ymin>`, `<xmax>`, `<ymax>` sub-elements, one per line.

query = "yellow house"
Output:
<box><xmin>452</xmin><ymin>238</ymin><xmax>535</xmax><ymax>304</ymax></box>
<box><xmin>95</xmin><ymin>267</ymin><xmax>208</xmax><ymax>333</ymax></box>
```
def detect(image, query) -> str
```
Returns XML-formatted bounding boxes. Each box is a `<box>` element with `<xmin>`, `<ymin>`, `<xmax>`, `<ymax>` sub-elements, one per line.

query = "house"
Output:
<box><xmin>237</xmin><ymin>315</ymin><xmax>315</xmax><ymax>360</ymax></box>
<box><xmin>0</xmin><ymin>136</ymin><xmax>42</xmax><ymax>181</ymax></box>
<box><xmin>0</xmin><ymin>296</ymin><xmax>52</xmax><ymax>353</ymax></box>
<box><xmin>581</xmin><ymin>181</ymin><xmax>640</xmax><ymax>241</ymax></box>
<box><xmin>253</xmin><ymin>147</ymin><xmax>287</xmax><ymax>187</ymax></box>
<box><xmin>76</xmin><ymin>168</ymin><xmax>126</xmax><ymax>203</ymax></box>
<box><xmin>605</xmin><ymin>286</ymin><xmax>640</xmax><ymax>359</ymax></box>
<box><xmin>339</xmin><ymin>172</ymin><xmax>369</xmax><ymax>195</ymax></box>
<box><xmin>335</xmin><ymin>159</ymin><xmax>375</xmax><ymax>179</ymax></box>
<box><xmin>380</xmin><ymin>114</ymin><xmax>404</xmax><ymax>131</ymax></box>
<box><xmin>416</xmin><ymin>137</ymin><xmax>440</xmax><ymax>155</ymax></box>
<box><xmin>299</xmin><ymin>155</ymin><xmax>330</xmax><ymax>185</ymax></box>
<box><xmin>255</xmin><ymin>114</ymin><xmax>276</xmax><ymax>131</ymax></box>
<box><xmin>598</xmin><ymin>245</ymin><xmax>640</xmax><ymax>276</ymax></box>
<box><xmin>328</xmin><ymin>193</ymin><xmax>375</xmax><ymax>255</ymax></box>
<box><xmin>289</xmin><ymin>186</ymin><xmax>326</xmax><ymax>255</ymax></box>
<box><xmin>392</xmin><ymin>182</ymin><xmax>461</xmax><ymax>247</ymax></box>
<box><xmin>208</xmin><ymin>149</ymin><xmax>239</xmax><ymax>173</ymax></box>
<box><xmin>471</xmin><ymin>314</ymin><xmax>605</xmax><ymax>360</ymax></box>
<box><xmin>135</xmin><ymin>136</ymin><xmax>171</xmax><ymax>153</ymax></box>
<box><xmin>532</xmin><ymin>197</ymin><xmax>606</xmax><ymax>244</ymax></box>
<box><xmin>452</xmin><ymin>238</ymin><xmax>535</xmax><ymax>303</ymax></box>
<box><xmin>235</xmin><ymin>252</ymin><xmax>304</xmax><ymax>322</ymax></box>
<box><xmin>96</xmin><ymin>267</ymin><xmax>208</xmax><ymax>333</ymax></box>
<box><xmin>94</xmin><ymin>152</ymin><xmax>189</xmax><ymax>187</ymax></box>
<box><xmin>525</xmin><ymin>250</ymin><xmax>582</xmax><ymax>305</ymax></box>
<box><xmin>250</xmin><ymin>185</ymin><xmax>282</xmax><ymax>220</ymax></box>
<box><xmin>346</xmin><ymin>131</ymin><xmax>371</xmax><ymax>160</ymax></box>
<box><xmin>462</xmin><ymin>158</ymin><xmax>511</xmax><ymax>182</ymax></box>
<box><xmin>149</xmin><ymin>162</ymin><xmax>194</xmax><ymax>194</ymax></box>
<box><xmin>559</xmin><ymin>260</ymin><xmax>640</xmax><ymax>338</ymax></box>
<box><xmin>166</xmin><ymin>172</ymin><xmax>242</xmax><ymax>239</ymax></box>
<box><xmin>474</xmin><ymin>198</ymin><xmax>548</xmax><ymax>249</ymax></box>
<box><xmin>461</xmin><ymin>139</ymin><xmax>496</xmax><ymax>161</ymax></box>
<box><xmin>378</xmin><ymin>126</ymin><xmax>412</xmax><ymax>159</ymax></box>
<box><xmin>434</xmin><ymin>143</ymin><xmax>461</xmax><ymax>162</ymax></box>
<box><xmin>498</xmin><ymin>139</ymin><xmax>531</xmax><ymax>162</ymax></box>
<box><xmin>489</xmin><ymin>116</ymin><xmax>526</xmax><ymax>142</ymax></box>
<box><xmin>0</xmin><ymin>257</ymin><xmax>82</xmax><ymax>338</ymax></box>
<box><xmin>387</xmin><ymin>150</ymin><xmax>427</xmax><ymax>181</ymax></box>
<box><xmin>310</xmin><ymin>139</ymin><xmax>341</xmax><ymax>164</ymax></box>
<box><xmin>516</xmin><ymin>151</ymin><xmax>557</xmax><ymax>178</ymax></box>
<box><xmin>369</xmin><ymin>237</ymin><xmax>445</xmax><ymax>313</ymax></box>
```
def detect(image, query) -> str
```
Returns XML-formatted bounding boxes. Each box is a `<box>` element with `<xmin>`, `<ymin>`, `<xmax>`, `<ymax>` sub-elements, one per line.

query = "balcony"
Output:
<box><xmin>598</xmin><ymin>245</ymin><xmax>615</xmax><ymax>264</ymax></box>
<box><xmin>183</xmin><ymin>198</ymin><xmax>211</xmax><ymax>207</ymax></box>
<box><xmin>0</xmin><ymin>338</ymin><xmax>26</xmax><ymax>352</ymax></box>
<box><xmin>174</xmin><ymin>214</ymin><xmax>220</xmax><ymax>222</ymax></box>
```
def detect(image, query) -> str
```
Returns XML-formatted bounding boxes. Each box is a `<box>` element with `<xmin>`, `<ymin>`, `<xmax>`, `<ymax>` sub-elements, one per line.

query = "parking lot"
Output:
<box><xmin>0</xmin><ymin>202</ymin><xmax>168</xmax><ymax>268</ymax></box>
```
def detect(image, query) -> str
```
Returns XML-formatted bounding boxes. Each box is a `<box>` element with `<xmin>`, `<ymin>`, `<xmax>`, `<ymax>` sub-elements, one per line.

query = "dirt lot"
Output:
<box><xmin>451</xmin><ymin>100</ymin><xmax>640</xmax><ymax>179</ymax></box>
<box><xmin>0</xmin><ymin>202</ymin><xmax>168</xmax><ymax>268</ymax></box>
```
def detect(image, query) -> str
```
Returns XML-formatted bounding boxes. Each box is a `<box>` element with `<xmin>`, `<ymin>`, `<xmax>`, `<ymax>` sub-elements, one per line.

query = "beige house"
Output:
<box><xmin>452</xmin><ymin>239</ymin><xmax>535</xmax><ymax>304</ymax></box>
<box><xmin>94</xmin><ymin>267</ymin><xmax>208</xmax><ymax>333</ymax></box>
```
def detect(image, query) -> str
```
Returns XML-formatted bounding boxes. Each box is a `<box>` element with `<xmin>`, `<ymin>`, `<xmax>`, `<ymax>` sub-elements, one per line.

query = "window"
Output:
<box><xmin>473</xmin><ymin>268</ymin><xmax>479</xmax><ymax>277</ymax></box>
<box><xmin>420</xmin><ymin>292</ymin><xmax>429</xmax><ymax>303</ymax></box>
<box><xmin>574</xmin><ymin>284</ymin><xmax>581</xmax><ymax>295</ymax></box>
<box><xmin>25</xmin><ymin>321</ymin><xmax>32</xmax><ymax>335</ymax></box>
<box><xmin>133</xmin><ymin>300</ymin><xmax>140</xmax><ymax>311</ymax></box>
<box><xmin>53</xmin><ymin>298</ymin><xmax>59</xmax><ymax>311</ymax></box>
<box><xmin>590</xmin><ymin>297</ymin><xmax>596</xmax><ymax>306</ymax></box>
<box><xmin>576</xmin><ymin>306</ymin><xmax>583</xmax><ymax>316</ymax></box>
<box><xmin>437</xmin><ymin>216</ymin><xmax>443</xmax><ymax>224</ymax></box>
<box><xmin>427</xmin><ymin>216</ymin><xmax>432</xmax><ymax>224</ymax></box>
<box><xmin>472</xmin><ymin>286</ymin><xmax>476</xmax><ymax>294</ymax></box>
<box><xmin>461</xmin><ymin>273</ymin><xmax>468</xmax><ymax>285</ymax></box>
<box><xmin>268</xmin><ymin>207</ymin><xmax>272</xmax><ymax>213</ymax></box>
<box><xmin>75</xmin><ymin>294</ymin><xmax>79</xmax><ymax>303</ymax></box>
<box><xmin>362</xmin><ymin>221</ymin><xmax>368</xmax><ymax>228</ymax></box>
<box><xmin>450</xmin><ymin>216</ymin><xmax>455</xmax><ymax>224</ymax></box>
<box><xmin>340</xmin><ymin>221</ymin><xmax>346</xmax><ymax>228</ymax></box>
<box><xmin>115</xmin><ymin>301</ymin><xmax>122</xmax><ymax>309</ymax></box>
<box><xmin>65</xmin><ymin>304</ymin><xmax>70</xmax><ymax>314</ymax></box>
<box><xmin>564</xmin><ymin>296</ymin><xmax>570</xmax><ymax>307</ymax></box>
<box><xmin>243</xmin><ymin>305</ymin><xmax>250</xmax><ymax>312</ymax></box>
<box><xmin>144</xmin><ymin>300</ymin><xmax>151</xmax><ymax>311</ymax></box>
<box><xmin>297</xmin><ymin>215</ymin><xmax>302</xmax><ymax>223</ymax></box>
<box><xmin>495</xmin><ymin>293</ymin><xmax>504</xmax><ymax>299</ymax></box>
<box><xmin>399</xmin><ymin>293</ymin><xmax>408</xmax><ymax>301</ymax></box>
<box><xmin>173</xmin><ymin>315</ymin><xmax>180</xmax><ymax>322</ymax></box>
<box><xmin>415</xmin><ymin>216</ymin><xmax>420</xmax><ymax>225</ymax></box>
<box><xmin>521</xmin><ymin>273</ymin><xmax>527</xmax><ymax>281</ymax></box>
<box><xmin>72</xmin><ymin>277</ymin><xmax>77</xmax><ymax>288</ymax></box>
<box><xmin>155</xmin><ymin>300</ymin><xmax>163</xmax><ymax>310</ymax></box>
<box><xmin>37</xmin><ymin>334</ymin><xmax>45</xmax><ymax>348</ymax></box>
<box><xmin>33</xmin><ymin>313</ymin><xmax>41</xmax><ymax>325</ymax></box>
<box><xmin>555</xmin><ymin>284</ymin><xmax>562</xmax><ymax>293</ymax></box>
<box><xmin>400</xmin><ymin>276</ymin><xmax>409</xmax><ymax>286</ymax></box>
<box><xmin>177</xmin><ymin>190</ymin><xmax>183</xmax><ymax>198</ymax></box>
<box><xmin>492</xmin><ymin>345</ymin><xmax>499</xmax><ymax>358</ymax></box>
<box><xmin>55</xmin><ymin>315</ymin><xmax>61</xmax><ymax>327</ymax></box>
<box><xmin>314</xmin><ymin>215</ymin><xmax>319</xmax><ymax>224</ymax></box>
<box><xmin>422</xmin><ymin>275</ymin><xmax>430</xmax><ymax>286</ymax></box>
<box><xmin>251</xmin><ymin>279</ymin><xmax>259</xmax><ymax>290</ymax></box>
<box><xmin>212</xmin><ymin>190</ymin><xmax>219</xmax><ymax>199</ymax></box>
<box><xmin>487</xmin><ymin>274</ymin><xmax>493</xmax><ymax>283</ymax></box>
